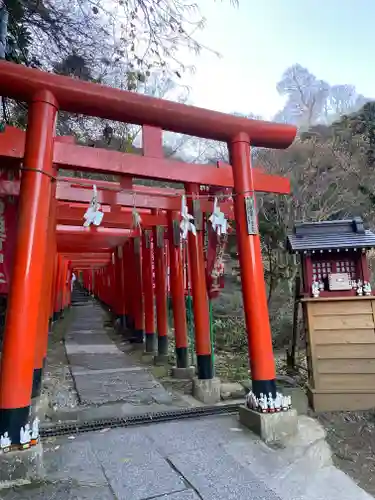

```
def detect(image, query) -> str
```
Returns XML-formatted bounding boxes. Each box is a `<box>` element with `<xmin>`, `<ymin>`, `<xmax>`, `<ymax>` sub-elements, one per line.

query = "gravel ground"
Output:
<box><xmin>42</xmin><ymin>309</ymin><xmax>79</xmax><ymax>419</ymax></box>
<box><xmin>315</xmin><ymin>410</ymin><xmax>375</xmax><ymax>498</ymax></box>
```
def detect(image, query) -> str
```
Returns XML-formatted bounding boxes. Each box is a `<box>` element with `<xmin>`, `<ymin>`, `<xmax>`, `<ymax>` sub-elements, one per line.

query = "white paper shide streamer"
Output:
<box><xmin>132</xmin><ymin>208</ymin><xmax>142</xmax><ymax>229</ymax></box>
<box><xmin>131</xmin><ymin>193</ymin><xmax>142</xmax><ymax>230</ymax></box>
<box><xmin>180</xmin><ymin>195</ymin><xmax>196</xmax><ymax>239</ymax></box>
<box><xmin>209</xmin><ymin>197</ymin><xmax>227</xmax><ymax>236</ymax></box>
<box><xmin>83</xmin><ymin>185</ymin><xmax>104</xmax><ymax>227</ymax></box>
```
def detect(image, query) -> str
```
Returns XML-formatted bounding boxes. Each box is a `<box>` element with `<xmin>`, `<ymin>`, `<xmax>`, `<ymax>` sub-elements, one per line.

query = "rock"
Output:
<box><xmin>276</xmin><ymin>374</ymin><xmax>299</xmax><ymax>387</ymax></box>
<box><xmin>240</xmin><ymin>379</ymin><xmax>252</xmax><ymax>391</ymax></box>
<box><xmin>220</xmin><ymin>382</ymin><xmax>246</xmax><ymax>400</ymax></box>
<box><xmin>221</xmin><ymin>391</ymin><xmax>232</xmax><ymax>400</ymax></box>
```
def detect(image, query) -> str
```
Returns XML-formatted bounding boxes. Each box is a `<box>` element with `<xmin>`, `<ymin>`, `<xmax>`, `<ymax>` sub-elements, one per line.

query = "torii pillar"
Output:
<box><xmin>229</xmin><ymin>133</ymin><xmax>276</xmax><ymax>399</ymax></box>
<box><xmin>142</xmin><ymin>230</ymin><xmax>156</xmax><ymax>353</ymax></box>
<box><xmin>131</xmin><ymin>235</ymin><xmax>144</xmax><ymax>343</ymax></box>
<box><xmin>168</xmin><ymin>211</ymin><xmax>189</xmax><ymax>371</ymax></box>
<box><xmin>32</xmin><ymin>176</ymin><xmax>57</xmax><ymax>398</ymax></box>
<box><xmin>186</xmin><ymin>183</ymin><xmax>213</xmax><ymax>380</ymax></box>
<box><xmin>0</xmin><ymin>91</ymin><xmax>58</xmax><ymax>446</ymax></box>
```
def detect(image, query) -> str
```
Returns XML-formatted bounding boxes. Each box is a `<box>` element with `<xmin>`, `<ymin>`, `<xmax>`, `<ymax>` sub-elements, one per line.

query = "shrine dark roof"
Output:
<box><xmin>287</xmin><ymin>218</ymin><xmax>375</xmax><ymax>253</ymax></box>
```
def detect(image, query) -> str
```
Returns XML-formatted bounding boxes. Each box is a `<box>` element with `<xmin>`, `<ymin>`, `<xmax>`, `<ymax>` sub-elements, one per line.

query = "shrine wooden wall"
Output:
<box><xmin>303</xmin><ymin>296</ymin><xmax>375</xmax><ymax>412</ymax></box>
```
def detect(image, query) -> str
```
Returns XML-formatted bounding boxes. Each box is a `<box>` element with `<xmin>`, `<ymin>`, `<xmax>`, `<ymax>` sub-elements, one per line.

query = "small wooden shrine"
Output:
<box><xmin>287</xmin><ymin>218</ymin><xmax>375</xmax><ymax>412</ymax></box>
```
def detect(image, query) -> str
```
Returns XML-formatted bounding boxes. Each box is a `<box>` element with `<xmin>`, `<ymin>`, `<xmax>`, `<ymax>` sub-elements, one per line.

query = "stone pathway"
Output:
<box><xmin>64</xmin><ymin>298</ymin><xmax>175</xmax><ymax>409</ymax></box>
<box><xmin>1</xmin><ymin>414</ymin><xmax>373</xmax><ymax>500</ymax></box>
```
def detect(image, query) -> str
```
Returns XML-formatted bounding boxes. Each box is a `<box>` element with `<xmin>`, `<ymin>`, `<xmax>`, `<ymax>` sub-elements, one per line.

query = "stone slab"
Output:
<box><xmin>68</xmin><ymin>325</ymin><xmax>106</xmax><ymax>332</ymax></box>
<box><xmin>64</xmin><ymin>333</ymin><xmax>114</xmax><ymax>345</ymax></box>
<box><xmin>0</xmin><ymin>483</ymin><xmax>115</xmax><ymax>499</ymax></box>
<box><xmin>68</xmin><ymin>353</ymin><xmax>133</xmax><ymax>372</ymax></box>
<box><xmin>88</xmin><ymin>428</ymin><xmax>188</xmax><ymax>500</ymax></box>
<box><xmin>145</xmin><ymin>415</ymin><xmax>245</xmax><ymax>456</ymax></box>
<box><xmin>42</xmin><ymin>440</ymin><xmax>107</xmax><ymax>486</ymax></box>
<box><xmin>68</xmin><ymin>329</ymin><xmax>98</xmax><ymax>334</ymax></box>
<box><xmin>70</xmin><ymin>314</ymin><xmax>106</xmax><ymax>320</ymax></box>
<box><xmin>168</xmin><ymin>448</ymin><xmax>281</xmax><ymax>500</ymax></box>
<box><xmin>72</xmin><ymin>366</ymin><xmax>146</xmax><ymax>376</ymax></box>
<box><xmin>69</xmin><ymin>320</ymin><xmax>106</xmax><ymax>326</ymax></box>
<box><xmin>73</xmin><ymin>369</ymin><xmax>173</xmax><ymax>405</ymax></box>
<box><xmin>65</xmin><ymin>343</ymin><xmax>120</xmax><ymax>355</ymax></box>
<box><xmin>239</xmin><ymin>406</ymin><xmax>298</xmax><ymax>444</ymax></box>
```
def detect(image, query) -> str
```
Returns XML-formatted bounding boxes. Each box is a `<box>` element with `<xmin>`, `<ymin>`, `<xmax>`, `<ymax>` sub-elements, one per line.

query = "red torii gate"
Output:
<box><xmin>0</xmin><ymin>123</ymin><xmax>291</xmax><ymax>370</ymax></box>
<box><xmin>0</xmin><ymin>60</ymin><xmax>296</xmax><ymax>448</ymax></box>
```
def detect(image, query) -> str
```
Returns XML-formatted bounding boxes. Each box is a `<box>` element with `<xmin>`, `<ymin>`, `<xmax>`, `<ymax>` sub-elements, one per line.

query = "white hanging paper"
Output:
<box><xmin>131</xmin><ymin>192</ymin><xmax>142</xmax><ymax>229</ymax></box>
<box><xmin>180</xmin><ymin>195</ymin><xmax>196</xmax><ymax>239</ymax></box>
<box><xmin>83</xmin><ymin>185</ymin><xmax>104</xmax><ymax>227</ymax></box>
<box><xmin>132</xmin><ymin>207</ymin><xmax>142</xmax><ymax>229</ymax></box>
<box><xmin>209</xmin><ymin>197</ymin><xmax>227</xmax><ymax>236</ymax></box>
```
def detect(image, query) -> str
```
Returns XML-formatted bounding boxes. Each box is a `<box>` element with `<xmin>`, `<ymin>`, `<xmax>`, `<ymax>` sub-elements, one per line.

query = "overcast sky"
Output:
<box><xmin>180</xmin><ymin>0</ymin><xmax>375</xmax><ymax>119</ymax></box>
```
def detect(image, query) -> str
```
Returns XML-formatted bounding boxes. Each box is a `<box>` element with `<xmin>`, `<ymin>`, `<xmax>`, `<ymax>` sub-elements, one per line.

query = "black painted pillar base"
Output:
<box><xmin>122</xmin><ymin>328</ymin><xmax>135</xmax><ymax>341</ymax></box>
<box><xmin>126</xmin><ymin>315</ymin><xmax>135</xmax><ymax>331</ymax></box>
<box><xmin>175</xmin><ymin>346</ymin><xmax>188</xmax><ymax>368</ymax></box>
<box><xmin>129</xmin><ymin>329</ymin><xmax>144</xmax><ymax>344</ymax></box>
<box><xmin>0</xmin><ymin>406</ymin><xmax>30</xmax><ymax>446</ymax></box>
<box><xmin>31</xmin><ymin>367</ymin><xmax>43</xmax><ymax>399</ymax></box>
<box><xmin>118</xmin><ymin>314</ymin><xmax>128</xmax><ymax>331</ymax></box>
<box><xmin>197</xmin><ymin>354</ymin><xmax>213</xmax><ymax>380</ymax></box>
<box><xmin>145</xmin><ymin>332</ymin><xmax>156</xmax><ymax>353</ymax></box>
<box><xmin>251</xmin><ymin>379</ymin><xmax>277</xmax><ymax>399</ymax></box>
<box><xmin>52</xmin><ymin>311</ymin><xmax>60</xmax><ymax>322</ymax></box>
<box><xmin>158</xmin><ymin>335</ymin><xmax>168</xmax><ymax>356</ymax></box>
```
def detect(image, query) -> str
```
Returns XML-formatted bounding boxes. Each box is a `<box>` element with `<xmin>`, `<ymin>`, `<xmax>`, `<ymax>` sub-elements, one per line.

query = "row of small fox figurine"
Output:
<box><xmin>246</xmin><ymin>391</ymin><xmax>292</xmax><ymax>412</ymax></box>
<box><xmin>0</xmin><ymin>418</ymin><xmax>40</xmax><ymax>452</ymax></box>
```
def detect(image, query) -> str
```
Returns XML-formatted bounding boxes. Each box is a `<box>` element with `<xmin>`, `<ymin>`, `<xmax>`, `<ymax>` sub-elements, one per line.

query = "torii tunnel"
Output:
<box><xmin>0</xmin><ymin>60</ymin><xmax>296</xmax><ymax>448</ymax></box>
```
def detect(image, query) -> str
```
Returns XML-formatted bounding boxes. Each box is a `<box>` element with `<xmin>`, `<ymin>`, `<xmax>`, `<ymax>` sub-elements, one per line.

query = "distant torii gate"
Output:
<box><xmin>0</xmin><ymin>60</ymin><xmax>296</xmax><ymax>448</ymax></box>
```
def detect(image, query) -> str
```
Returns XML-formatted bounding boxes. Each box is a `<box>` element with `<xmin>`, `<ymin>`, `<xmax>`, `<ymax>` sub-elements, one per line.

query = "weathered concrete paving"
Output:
<box><xmin>64</xmin><ymin>300</ymin><xmax>175</xmax><ymax>407</ymax></box>
<box><xmin>1</xmin><ymin>414</ymin><xmax>372</xmax><ymax>500</ymax></box>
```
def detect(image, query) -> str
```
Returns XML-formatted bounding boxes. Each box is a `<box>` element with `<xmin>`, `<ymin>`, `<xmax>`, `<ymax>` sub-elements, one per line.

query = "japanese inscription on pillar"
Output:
<box><xmin>244</xmin><ymin>195</ymin><xmax>258</xmax><ymax>235</ymax></box>
<box><xmin>172</xmin><ymin>219</ymin><xmax>180</xmax><ymax>247</ymax></box>
<box><xmin>144</xmin><ymin>230</ymin><xmax>151</xmax><ymax>248</ymax></box>
<box><xmin>192</xmin><ymin>198</ymin><xmax>203</xmax><ymax>231</ymax></box>
<box><xmin>156</xmin><ymin>226</ymin><xmax>164</xmax><ymax>248</ymax></box>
